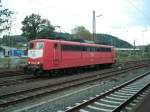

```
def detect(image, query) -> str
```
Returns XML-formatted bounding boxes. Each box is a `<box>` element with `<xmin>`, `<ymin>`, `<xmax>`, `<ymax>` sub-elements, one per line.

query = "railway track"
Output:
<box><xmin>0</xmin><ymin>63</ymin><xmax>149</xmax><ymax>109</ymax></box>
<box><xmin>0</xmin><ymin>60</ymin><xmax>149</xmax><ymax>88</ymax></box>
<box><xmin>0</xmin><ymin>60</ymin><xmax>146</xmax><ymax>78</ymax></box>
<box><xmin>0</xmin><ymin>70</ymin><xmax>24</xmax><ymax>78</ymax></box>
<box><xmin>0</xmin><ymin>75</ymin><xmax>45</xmax><ymax>87</ymax></box>
<box><xmin>62</xmin><ymin>71</ymin><xmax>150</xmax><ymax>112</ymax></box>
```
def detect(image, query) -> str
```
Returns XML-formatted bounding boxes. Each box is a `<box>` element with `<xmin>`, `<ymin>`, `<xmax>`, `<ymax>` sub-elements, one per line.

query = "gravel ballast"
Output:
<box><xmin>3</xmin><ymin>67</ymin><xmax>150</xmax><ymax>112</ymax></box>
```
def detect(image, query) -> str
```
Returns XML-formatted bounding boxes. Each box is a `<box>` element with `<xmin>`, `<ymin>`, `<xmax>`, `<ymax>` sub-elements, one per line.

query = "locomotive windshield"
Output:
<box><xmin>28</xmin><ymin>42</ymin><xmax>44</xmax><ymax>50</ymax></box>
<box><xmin>35</xmin><ymin>42</ymin><xmax>44</xmax><ymax>49</ymax></box>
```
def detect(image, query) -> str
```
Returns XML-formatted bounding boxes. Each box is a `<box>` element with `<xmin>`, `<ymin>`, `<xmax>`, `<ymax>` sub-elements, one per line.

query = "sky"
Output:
<box><xmin>2</xmin><ymin>0</ymin><xmax>150</xmax><ymax>46</ymax></box>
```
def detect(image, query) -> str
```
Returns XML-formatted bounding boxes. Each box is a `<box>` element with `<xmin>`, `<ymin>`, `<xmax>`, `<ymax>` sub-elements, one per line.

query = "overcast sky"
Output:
<box><xmin>2</xmin><ymin>0</ymin><xmax>150</xmax><ymax>45</ymax></box>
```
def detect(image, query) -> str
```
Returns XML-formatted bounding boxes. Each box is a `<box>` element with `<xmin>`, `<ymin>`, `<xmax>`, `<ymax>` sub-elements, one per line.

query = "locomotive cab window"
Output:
<box><xmin>35</xmin><ymin>42</ymin><xmax>44</xmax><ymax>49</ymax></box>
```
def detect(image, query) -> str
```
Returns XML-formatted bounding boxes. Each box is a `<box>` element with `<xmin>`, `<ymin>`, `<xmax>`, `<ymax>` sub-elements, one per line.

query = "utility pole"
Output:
<box><xmin>133</xmin><ymin>39</ymin><xmax>135</xmax><ymax>56</ymax></box>
<box><xmin>142</xmin><ymin>29</ymin><xmax>147</xmax><ymax>58</ymax></box>
<box><xmin>92</xmin><ymin>11</ymin><xmax>102</xmax><ymax>43</ymax></box>
<box><xmin>92</xmin><ymin>10</ymin><xmax>96</xmax><ymax>43</ymax></box>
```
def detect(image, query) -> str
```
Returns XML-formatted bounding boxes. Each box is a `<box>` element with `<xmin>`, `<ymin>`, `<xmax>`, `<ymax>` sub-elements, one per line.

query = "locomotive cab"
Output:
<box><xmin>27</xmin><ymin>41</ymin><xmax>45</xmax><ymax>75</ymax></box>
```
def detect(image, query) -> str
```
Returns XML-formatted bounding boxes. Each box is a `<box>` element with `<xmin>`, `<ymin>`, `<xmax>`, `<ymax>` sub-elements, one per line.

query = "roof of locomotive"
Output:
<box><xmin>30</xmin><ymin>39</ymin><xmax>114</xmax><ymax>48</ymax></box>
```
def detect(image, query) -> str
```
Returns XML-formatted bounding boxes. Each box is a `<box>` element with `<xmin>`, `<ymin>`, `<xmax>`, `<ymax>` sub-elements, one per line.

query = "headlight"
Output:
<box><xmin>37</xmin><ymin>61</ymin><xmax>40</xmax><ymax>64</ymax></box>
<box><xmin>28</xmin><ymin>61</ymin><xmax>31</xmax><ymax>64</ymax></box>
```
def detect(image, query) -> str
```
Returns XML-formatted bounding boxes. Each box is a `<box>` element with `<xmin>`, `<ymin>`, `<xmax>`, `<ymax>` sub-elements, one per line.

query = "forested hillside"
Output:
<box><xmin>96</xmin><ymin>34</ymin><xmax>133</xmax><ymax>48</ymax></box>
<box><xmin>55</xmin><ymin>33</ymin><xmax>133</xmax><ymax>48</ymax></box>
<box><xmin>0</xmin><ymin>32</ymin><xmax>133</xmax><ymax>48</ymax></box>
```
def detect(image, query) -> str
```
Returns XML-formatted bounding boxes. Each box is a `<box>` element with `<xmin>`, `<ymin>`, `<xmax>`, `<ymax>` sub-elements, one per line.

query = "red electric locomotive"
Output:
<box><xmin>27</xmin><ymin>39</ymin><xmax>116</xmax><ymax>75</ymax></box>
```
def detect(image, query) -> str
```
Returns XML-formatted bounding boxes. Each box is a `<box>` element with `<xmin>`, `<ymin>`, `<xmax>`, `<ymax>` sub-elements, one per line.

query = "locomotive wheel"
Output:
<box><xmin>49</xmin><ymin>70</ymin><xmax>60</xmax><ymax>77</ymax></box>
<box><xmin>33</xmin><ymin>69</ymin><xmax>43</xmax><ymax>76</ymax></box>
<box><xmin>33</xmin><ymin>69</ymin><xmax>38</xmax><ymax>76</ymax></box>
<box><xmin>23</xmin><ymin>66</ymin><xmax>32</xmax><ymax>74</ymax></box>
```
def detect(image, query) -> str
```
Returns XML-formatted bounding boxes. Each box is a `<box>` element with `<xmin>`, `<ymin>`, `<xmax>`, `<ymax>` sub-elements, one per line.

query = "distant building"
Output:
<box><xmin>0</xmin><ymin>46</ymin><xmax>27</xmax><ymax>57</ymax></box>
<box><xmin>116</xmin><ymin>48</ymin><xmax>140</xmax><ymax>51</ymax></box>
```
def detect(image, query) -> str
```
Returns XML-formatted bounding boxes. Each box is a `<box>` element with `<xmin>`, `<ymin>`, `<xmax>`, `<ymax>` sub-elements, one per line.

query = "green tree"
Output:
<box><xmin>37</xmin><ymin>19</ymin><xmax>55</xmax><ymax>38</ymax></box>
<box><xmin>71</xmin><ymin>26</ymin><xmax>92</xmax><ymax>41</ymax></box>
<box><xmin>0</xmin><ymin>1</ymin><xmax>13</xmax><ymax>33</ymax></box>
<box><xmin>144</xmin><ymin>44</ymin><xmax>150</xmax><ymax>58</ymax></box>
<box><xmin>145</xmin><ymin>44</ymin><xmax>150</xmax><ymax>52</ymax></box>
<box><xmin>21</xmin><ymin>14</ymin><xmax>55</xmax><ymax>40</ymax></box>
<box><xmin>0</xmin><ymin>38</ymin><xmax>2</xmax><ymax>45</ymax></box>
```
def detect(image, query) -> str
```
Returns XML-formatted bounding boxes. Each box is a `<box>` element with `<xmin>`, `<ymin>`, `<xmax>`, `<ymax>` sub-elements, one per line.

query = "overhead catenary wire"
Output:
<box><xmin>28</xmin><ymin>0</ymin><xmax>81</xmax><ymax>17</ymax></box>
<box><xmin>127</xmin><ymin>0</ymin><xmax>150</xmax><ymax>25</ymax></box>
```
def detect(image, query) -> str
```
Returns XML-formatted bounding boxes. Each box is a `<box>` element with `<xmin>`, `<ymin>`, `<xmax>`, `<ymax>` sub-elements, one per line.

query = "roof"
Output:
<box><xmin>116</xmin><ymin>48</ymin><xmax>140</xmax><ymax>51</ymax></box>
<box><xmin>31</xmin><ymin>39</ymin><xmax>114</xmax><ymax>48</ymax></box>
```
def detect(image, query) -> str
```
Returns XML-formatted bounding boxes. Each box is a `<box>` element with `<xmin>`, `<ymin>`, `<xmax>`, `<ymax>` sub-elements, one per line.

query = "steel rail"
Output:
<box><xmin>64</xmin><ymin>71</ymin><xmax>150</xmax><ymax>112</ymax></box>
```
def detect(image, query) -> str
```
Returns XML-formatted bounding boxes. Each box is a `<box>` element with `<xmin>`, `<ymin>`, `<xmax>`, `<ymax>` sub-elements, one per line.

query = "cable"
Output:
<box><xmin>28</xmin><ymin>0</ymin><xmax>80</xmax><ymax>16</ymax></box>
<box><xmin>127</xmin><ymin>0</ymin><xmax>150</xmax><ymax>24</ymax></box>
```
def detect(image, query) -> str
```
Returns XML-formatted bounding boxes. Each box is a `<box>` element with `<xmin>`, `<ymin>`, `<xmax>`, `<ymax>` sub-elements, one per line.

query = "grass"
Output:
<box><xmin>0</xmin><ymin>57</ymin><xmax>27</xmax><ymax>70</ymax></box>
<box><xmin>116</xmin><ymin>51</ymin><xmax>150</xmax><ymax>63</ymax></box>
